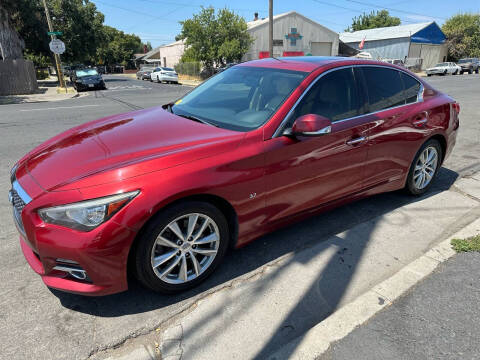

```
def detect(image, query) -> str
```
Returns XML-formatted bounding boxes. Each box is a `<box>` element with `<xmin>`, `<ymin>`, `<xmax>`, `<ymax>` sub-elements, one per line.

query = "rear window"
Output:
<box><xmin>400</xmin><ymin>72</ymin><xmax>421</xmax><ymax>104</ymax></box>
<box><xmin>362</xmin><ymin>67</ymin><xmax>404</xmax><ymax>112</ymax></box>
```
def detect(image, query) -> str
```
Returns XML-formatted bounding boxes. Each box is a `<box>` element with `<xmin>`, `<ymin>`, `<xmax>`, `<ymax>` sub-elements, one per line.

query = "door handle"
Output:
<box><xmin>346</xmin><ymin>136</ymin><xmax>366</xmax><ymax>146</ymax></box>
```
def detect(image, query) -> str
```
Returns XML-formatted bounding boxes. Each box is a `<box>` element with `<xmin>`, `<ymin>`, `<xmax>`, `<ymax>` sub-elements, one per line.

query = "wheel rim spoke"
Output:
<box><xmin>194</xmin><ymin>232</ymin><xmax>218</xmax><ymax>245</ymax></box>
<box><xmin>156</xmin><ymin>236</ymin><xmax>179</xmax><ymax>249</ymax></box>
<box><xmin>189</xmin><ymin>251</ymin><xmax>201</xmax><ymax>276</ymax></box>
<box><xmin>168</xmin><ymin>221</ymin><xmax>185</xmax><ymax>241</ymax></box>
<box><xmin>192</xmin><ymin>248</ymin><xmax>217</xmax><ymax>257</ymax></box>
<box><xmin>186</xmin><ymin>214</ymin><xmax>199</xmax><ymax>240</ymax></box>
<box><xmin>152</xmin><ymin>251</ymin><xmax>177</xmax><ymax>268</ymax></box>
<box><xmin>179</xmin><ymin>255</ymin><xmax>188</xmax><ymax>281</ymax></box>
<box><xmin>193</xmin><ymin>218</ymin><xmax>210</xmax><ymax>241</ymax></box>
<box><xmin>159</xmin><ymin>255</ymin><xmax>182</xmax><ymax>279</ymax></box>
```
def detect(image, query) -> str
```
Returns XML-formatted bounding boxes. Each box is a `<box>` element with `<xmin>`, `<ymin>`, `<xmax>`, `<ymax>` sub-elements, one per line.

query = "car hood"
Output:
<box><xmin>24</xmin><ymin>107</ymin><xmax>244</xmax><ymax>191</ymax></box>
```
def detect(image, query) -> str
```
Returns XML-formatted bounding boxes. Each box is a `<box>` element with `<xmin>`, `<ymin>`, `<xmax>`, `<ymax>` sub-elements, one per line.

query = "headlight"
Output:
<box><xmin>38</xmin><ymin>191</ymin><xmax>139</xmax><ymax>231</ymax></box>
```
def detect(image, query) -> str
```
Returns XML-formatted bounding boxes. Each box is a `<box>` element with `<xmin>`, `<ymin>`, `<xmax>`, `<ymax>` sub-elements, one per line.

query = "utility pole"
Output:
<box><xmin>269</xmin><ymin>0</ymin><xmax>273</xmax><ymax>57</ymax></box>
<box><xmin>42</xmin><ymin>0</ymin><xmax>65</xmax><ymax>88</ymax></box>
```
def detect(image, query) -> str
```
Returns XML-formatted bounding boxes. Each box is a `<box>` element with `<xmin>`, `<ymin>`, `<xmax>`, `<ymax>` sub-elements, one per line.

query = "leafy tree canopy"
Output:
<box><xmin>345</xmin><ymin>10</ymin><xmax>401</xmax><ymax>32</ymax></box>
<box><xmin>177</xmin><ymin>7</ymin><xmax>252</xmax><ymax>68</ymax></box>
<box><xmin>442</xmin><ymin>13</ymin><xmax>480</xmax><ymax>60</ymax></box>
<box><xmin>2</xmin><ymin>0</ymin><xmax>148</xmax><ymax>66</ymax></box>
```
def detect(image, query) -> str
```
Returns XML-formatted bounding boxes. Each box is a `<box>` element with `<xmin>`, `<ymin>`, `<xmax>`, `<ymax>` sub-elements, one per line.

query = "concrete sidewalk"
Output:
<box><xmin>321</xmin><ymin>251</ymin><xmax>480</xmax><ymax>360</ymax></box>
<box><xmin>95</xmin><ymin>171</ymin><xmax>480</xmax><ymax>360</ymax></box>
<box><xmin>0</xmin><ymin>85</ymin><xmax>80</xmax><ymax>104</ymax></box>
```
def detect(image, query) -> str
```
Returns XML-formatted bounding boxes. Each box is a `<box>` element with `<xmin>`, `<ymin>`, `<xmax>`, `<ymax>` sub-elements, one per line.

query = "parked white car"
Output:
<box><xmin>150</xmin><ymin>67</ymin><xmax>179</xmax><ymax>84</ymax></box>
<box><xmin>426</xmin><ymin>62</ymin><xmax>461</xmax><ymax>76</ymax></box>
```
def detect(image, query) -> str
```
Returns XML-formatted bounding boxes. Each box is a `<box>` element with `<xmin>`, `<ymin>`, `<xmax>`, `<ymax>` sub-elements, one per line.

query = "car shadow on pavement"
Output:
<box><xmin>51</xmin><ymin>167</ymin><xmax>458</xmax><ymax>328</ymax></box>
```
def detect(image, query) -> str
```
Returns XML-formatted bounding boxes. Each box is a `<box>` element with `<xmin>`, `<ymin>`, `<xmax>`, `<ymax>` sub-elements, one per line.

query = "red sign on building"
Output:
<box><xmin>283</xmin><ymin>51</ymin><xmax>304</xmax><ymax>57</ymax></box>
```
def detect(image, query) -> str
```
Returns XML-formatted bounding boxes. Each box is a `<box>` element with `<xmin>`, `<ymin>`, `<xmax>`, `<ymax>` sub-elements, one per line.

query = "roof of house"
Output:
<box><xmin>340</xmin><ymin>22</ymin><xmax>434</xmax><ymax>43</ymax></box>
<box><xmin>246</xmin><ymin>11</ymin><xmax>337</xmax><ymax>36</ymax></box>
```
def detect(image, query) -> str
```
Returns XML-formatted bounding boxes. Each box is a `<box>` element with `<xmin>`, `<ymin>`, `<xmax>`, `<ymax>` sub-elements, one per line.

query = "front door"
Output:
<box><xmin>264</xmin><ymin>67</ymin><xmax>370</xmax><ymax>223</ymax></box>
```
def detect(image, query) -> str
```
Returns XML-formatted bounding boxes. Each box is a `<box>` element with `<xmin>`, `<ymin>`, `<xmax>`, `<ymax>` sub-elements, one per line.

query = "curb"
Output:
<box><xmin>268</xmin><ymin>218</ymin><xmax>480</xmax><ymax>360</ymax></box>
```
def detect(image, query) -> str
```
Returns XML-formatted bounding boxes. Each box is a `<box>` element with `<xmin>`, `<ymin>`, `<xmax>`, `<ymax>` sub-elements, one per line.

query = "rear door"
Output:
<box><xmin>263</xmin><ymin>67</ymin><xmax>370</xmax><ymax>222</ymax></box>
<box><xmin>358</xmin><ymin>66</ymin><xmax>426</xmax><ymax>188</ymax></box>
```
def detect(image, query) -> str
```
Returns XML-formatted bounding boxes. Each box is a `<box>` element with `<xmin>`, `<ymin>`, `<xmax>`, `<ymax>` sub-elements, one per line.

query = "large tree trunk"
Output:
<box><xmin>0</xmin><ymin>5</ymin><xmax>24</xmax><ymax>60</ymax></box>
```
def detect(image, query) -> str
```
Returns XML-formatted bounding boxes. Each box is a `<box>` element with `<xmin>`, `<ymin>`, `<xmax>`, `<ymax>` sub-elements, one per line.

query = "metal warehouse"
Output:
<box><xmin>340</xmin><ymin>22</ymin><xmax>447</xmax><ymax>70</ymax></box>
<box><xmin>243</xmin><ymin>11</ymin><xmax>339</xmax><ymax>61</ymax></box>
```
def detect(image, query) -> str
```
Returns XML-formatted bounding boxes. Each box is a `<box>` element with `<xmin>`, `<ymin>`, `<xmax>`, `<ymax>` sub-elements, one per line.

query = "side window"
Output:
<box><xmin>400</xmin><ymin>72</ymin><xmax>421</xmax><ymax>104</ymax></box>
<box><xmin>362</xmin><ymin>67</ymin><xmax>404</xmax><ymax>112</ymax></box>
<box><xmin>291</xmin><ymin>67</ymin><xmax>360</xmax><ymax>123</ymax></box>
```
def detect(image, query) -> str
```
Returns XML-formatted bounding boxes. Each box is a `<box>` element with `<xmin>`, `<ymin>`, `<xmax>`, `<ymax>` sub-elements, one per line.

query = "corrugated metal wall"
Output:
<box><xmin>0</xmin><ymin>59</ymin><xmax>38</xmax><ymax>95</ymax></box>
<box><xmin>344</xmin><ymin>37</ymin><xmax>410</xmax><ymax>60</ymax></box>
<box><xmin>409</xmin><ymin>43</ymin><xmax>448</xmax><ymax>69</ymax></box>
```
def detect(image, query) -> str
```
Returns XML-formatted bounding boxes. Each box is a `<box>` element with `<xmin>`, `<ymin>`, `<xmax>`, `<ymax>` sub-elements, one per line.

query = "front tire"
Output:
<box><xmin>405</xmin><ymin>139</ymin><xmax>442</xmax><ymax>195</ymax></box>
<box><xmin>134</xmin><ymin>201</ymin><xmax>229</xmax><ymax>293</ymax></box>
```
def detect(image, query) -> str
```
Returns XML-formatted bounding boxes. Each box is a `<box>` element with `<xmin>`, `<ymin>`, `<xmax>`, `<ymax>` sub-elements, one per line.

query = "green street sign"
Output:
<box><xmin>47</xmin><ymin>31</ymin><xmax>63</xmax><ymax>36</ymax></box>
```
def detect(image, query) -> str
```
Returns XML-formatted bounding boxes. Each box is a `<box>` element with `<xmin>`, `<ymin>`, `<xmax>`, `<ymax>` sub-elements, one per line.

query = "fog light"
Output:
<box><xmin>53</xmin><ymin>259</ymin><xmax>89</xmax><ymax>281</ymax></box>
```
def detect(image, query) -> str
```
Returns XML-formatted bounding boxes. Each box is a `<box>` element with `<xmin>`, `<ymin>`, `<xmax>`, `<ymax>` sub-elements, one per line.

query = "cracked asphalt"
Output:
<box><xmin>1</xmin><ymin>74</ymin><xmax>479</xmax><ymax>360</ymax></box>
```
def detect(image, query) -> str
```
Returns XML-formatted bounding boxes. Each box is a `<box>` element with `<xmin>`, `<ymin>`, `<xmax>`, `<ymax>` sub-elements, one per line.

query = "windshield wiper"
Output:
<box><xmin>175</xmin><ymin>113</ymin><xmax>218</xmax><ymax>127</ymax></box>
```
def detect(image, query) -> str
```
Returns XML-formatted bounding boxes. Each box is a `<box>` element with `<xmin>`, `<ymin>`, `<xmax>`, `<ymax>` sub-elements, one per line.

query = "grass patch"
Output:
<box><xmin>451</xmin><ymin>234</ymin><xmax>480</xmax><ymax>252</ymax></box>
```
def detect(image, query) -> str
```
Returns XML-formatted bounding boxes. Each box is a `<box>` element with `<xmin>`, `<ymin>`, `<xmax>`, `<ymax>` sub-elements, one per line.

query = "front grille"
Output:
<box><xmin>11</xmin><ymin>189</ymin><xmax>26</xmax><ymax>234</ymax></box>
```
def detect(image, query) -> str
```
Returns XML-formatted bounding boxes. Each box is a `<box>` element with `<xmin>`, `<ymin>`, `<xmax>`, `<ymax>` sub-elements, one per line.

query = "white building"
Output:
<box><xmin>136</xmin><ymin>40</ymin><xmax>185</xmax><ymax>68</ymax></box>
<box><xmin>340</xmin><ymin>22</ymin><xmax>448</xmax><ymax>70</ymax></box>
<box><xmin>243</xmin><ymin>11</ymin><xmax>339</xmax><ymax>61</ymax></box>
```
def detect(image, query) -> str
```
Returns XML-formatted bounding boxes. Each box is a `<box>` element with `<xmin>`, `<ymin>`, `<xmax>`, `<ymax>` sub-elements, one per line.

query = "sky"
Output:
<box><xmin>91</xmin><ymin>0</ymin><xmax>479</xmax><ymax>48</ymax></box>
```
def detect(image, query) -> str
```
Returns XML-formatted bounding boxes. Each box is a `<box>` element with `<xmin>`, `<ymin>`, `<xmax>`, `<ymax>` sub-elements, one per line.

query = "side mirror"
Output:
<box><xmin>288</xmin><ymin>114</ymin><xmax>332</xmax><ymax>137</ymax></box>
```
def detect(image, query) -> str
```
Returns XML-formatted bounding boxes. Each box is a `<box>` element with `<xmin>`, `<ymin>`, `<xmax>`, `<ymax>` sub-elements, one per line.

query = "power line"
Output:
<box><xmin>344</xmin><ymin>0</ymin><xmax>447</xmax><ymax>20</ymax></box>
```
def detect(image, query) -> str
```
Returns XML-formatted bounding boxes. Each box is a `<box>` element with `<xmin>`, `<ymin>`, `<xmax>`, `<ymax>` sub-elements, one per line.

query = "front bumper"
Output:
<box><xmin>75</xmin><ymin>81</ymin><xmax>105</xmax><ymax>90</ymax></box>
<box><xmin>10</xmin><ymin>176</ymin><xmax>138</xmax><ymax>296</ymax></box>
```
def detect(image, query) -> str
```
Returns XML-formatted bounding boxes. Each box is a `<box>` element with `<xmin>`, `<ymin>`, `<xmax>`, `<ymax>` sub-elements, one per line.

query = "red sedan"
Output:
<box><xmin>9</xmin><ymin>57</ymin><xmax>459</xmax><ymax>295</ymax></box>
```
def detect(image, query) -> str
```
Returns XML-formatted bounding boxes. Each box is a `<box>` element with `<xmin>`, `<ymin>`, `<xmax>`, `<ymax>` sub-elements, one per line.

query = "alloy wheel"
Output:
<box><xmin>413</xmin><ymin>146</ymin><xmax>438</xmax><ymax>190</ymax></box>
<box><xmin>150</xmin><ymin>213</ymin><xmax>220</xmax><ymax>284</ymax></box>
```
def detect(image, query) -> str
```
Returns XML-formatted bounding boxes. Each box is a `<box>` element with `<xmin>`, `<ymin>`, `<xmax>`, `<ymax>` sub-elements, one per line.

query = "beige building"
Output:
<box><xmin>136</xmin><ymin>40</ymin><xmax>185</xmax><ymax>68</ymax></box>
<box><xmin>243</xmin><ymin>11</ymin><xmax>339</xmax><ymax>61</ymax></box>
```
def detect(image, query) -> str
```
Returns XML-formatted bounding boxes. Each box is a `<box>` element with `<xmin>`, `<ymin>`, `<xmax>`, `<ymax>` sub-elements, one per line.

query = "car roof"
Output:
<box><xmin>237</xmin><ymin>56</ymin><xmax>408</xmax><ymax>73</ymax></box>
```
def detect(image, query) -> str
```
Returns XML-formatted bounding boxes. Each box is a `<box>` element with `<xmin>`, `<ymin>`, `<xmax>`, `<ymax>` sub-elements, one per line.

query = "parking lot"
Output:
<box><xmin>1</xmin><ymin>73</ymin><xmax>479</xmax><ymax>360</ymax></box>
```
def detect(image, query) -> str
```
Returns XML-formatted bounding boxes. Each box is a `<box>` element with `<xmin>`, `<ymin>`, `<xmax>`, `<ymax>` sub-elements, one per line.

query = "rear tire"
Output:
<box><xmin>405</xmin><ymin>139</ymin><xmax>442</xmax><ymax>196</ymax></box>
<box><xmin>133</xmin><ymin>201</ymin><xmax>229</xmax><ymax>294</ymax></box>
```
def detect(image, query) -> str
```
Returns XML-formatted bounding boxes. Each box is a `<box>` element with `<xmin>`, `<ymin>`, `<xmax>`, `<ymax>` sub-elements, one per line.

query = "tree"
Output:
<box><xmin>96</xmin><ymin>26</ymin><xmax>143</xmax><ymax>67</ymax></box>
<box><xmin>177</xmin><ymin>7</ymin><xmax>252</xmax><ymax>68</ymax></box>
<box><xmin>2</xmin><ymin>0</ymin><xmax>149</xmax><ymax>66</ymax></box>
<box><xmin>346</xmin><ymin>10</ymin><xmax>401</xmax><ymax>32</ymax></box>
<box><xmin>0</xmin><ymin>4</ymin><xmax>25</xmax><ymax>59</ymax></box>
<box><xmin>442</xmin><ymin>13</ymin><xmax>480</xmax><ymax>60</ymax></box>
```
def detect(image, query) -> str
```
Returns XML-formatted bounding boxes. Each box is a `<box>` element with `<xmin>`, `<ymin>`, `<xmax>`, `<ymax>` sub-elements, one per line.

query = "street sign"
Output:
<box><xmin>47</xmin><ymin>31</ymin><xmax>63</xmax><ymax>36</ymax></box>
<box><xmin>49</xmin><ymin>39</ymin><xmax>65</xmax><ymax>54</ymax></box>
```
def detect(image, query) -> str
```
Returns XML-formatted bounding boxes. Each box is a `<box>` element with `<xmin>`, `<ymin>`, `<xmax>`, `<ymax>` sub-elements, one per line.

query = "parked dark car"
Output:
<box><xmin>10</xmin><ymin>57</ymin><xmax>459</xmax><ymax>296</ymax></box>
<box><xmin>137</xmin><ymin>67</ymin><xmax>154</xmax><ymax>80</ymax></box>
<box><xmin>71</xmin><ymin>68</ymin><xmax>106</xmax><ymax>91</ymax></box>
<box><xmin>458</xmin><ymin>58</ymin><xmax>479</xmax><ymax>74</ymax></box>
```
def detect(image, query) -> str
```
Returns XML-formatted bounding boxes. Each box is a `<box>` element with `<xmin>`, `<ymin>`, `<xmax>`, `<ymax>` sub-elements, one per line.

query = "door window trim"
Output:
<box><xmin>272</xmin><ymin>64</ymin><xmax>424</xmax><ymax>138</ymax></box>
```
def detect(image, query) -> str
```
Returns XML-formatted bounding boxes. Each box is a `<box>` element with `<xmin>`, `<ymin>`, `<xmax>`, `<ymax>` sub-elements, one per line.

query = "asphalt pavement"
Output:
<box><xmin>322</xmin><ymin>252</ymin><xmax>480</xmax><ymax>360</ymax></box>
<box><xmin>0</xmin><ymin>73</ymin><xmax>479</xmax><ymax>360</ymax></box>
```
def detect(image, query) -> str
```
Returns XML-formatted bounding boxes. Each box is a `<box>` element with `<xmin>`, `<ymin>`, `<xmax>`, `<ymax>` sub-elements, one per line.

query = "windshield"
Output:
<box><xmin>458</xmin><ymin>59</ymin><xmax>472</xmax><ymax>63</ymax></box>
<box><xmin>162</xmin><ymin>67</ymin><xmax>175</xmax><ymax>71</ymax></box>
<box><xmin>76</xmin><ymin>69</ymin><xmax>99</xmax><ymax>77</ymax></box>
<box><xmin>435</xmin><ymin>63</ymin><xmax>448</xmax><ymax>67</ymax></box>
<box><xmin>171</xmin><ymin>66</ymin><xmax>307</xmax><ymax>131</ymax></box>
